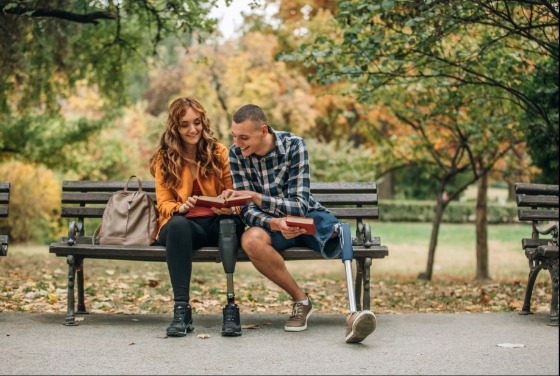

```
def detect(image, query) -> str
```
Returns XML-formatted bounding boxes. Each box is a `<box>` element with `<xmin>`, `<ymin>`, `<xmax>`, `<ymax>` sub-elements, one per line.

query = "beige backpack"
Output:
<box><xmin>93</xmin><ymin>176</ymin><xmax>158</xmax><ymax>246</ymax></box>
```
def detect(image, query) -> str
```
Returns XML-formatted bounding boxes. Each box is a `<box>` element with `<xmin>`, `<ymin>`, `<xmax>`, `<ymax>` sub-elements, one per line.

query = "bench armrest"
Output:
<box><xmin>535</xmin><ymin>223</ymin><xmax>558</xmax><ymax>247</ymax></box>
<box><xmin>353</xmin><ymin>222</ymin><xmax>374</xmax><ymax>248</ymax></box>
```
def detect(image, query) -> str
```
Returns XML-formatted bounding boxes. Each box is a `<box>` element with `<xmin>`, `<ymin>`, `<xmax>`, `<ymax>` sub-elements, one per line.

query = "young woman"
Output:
<box><xmin>149</xmin><ymin>96</ymin><xmax>244</xmax><ymax>337</ymax></box>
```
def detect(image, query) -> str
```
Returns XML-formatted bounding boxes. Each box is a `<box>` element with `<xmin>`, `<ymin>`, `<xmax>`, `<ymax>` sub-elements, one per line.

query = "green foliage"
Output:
<box><xmin>306</xmin><ymin>138</ymin><xmax>377</xmax><ymax>182</ymax></box>
<box><xmin>277</xmin><ymin>0</ymin><xmax>558</xmax><ymax>177</ymax></box>
<box><xmin>393</xmin><ymin>166</ymin><xmax>473</xmax><ymax>200</ymax></box>
<box><xmin>380</xmin><ymin>200</ymin><xmax>518</xmax><ymax>224</ymax></box>
<box><xmin>519</xmin><ymin>57</ymin><xmax>559</xmax><ymax>184</ymax></box>
<box><xmin>0</xmin><ymin>0</ymin><xmax>219</xmax><ymax>170</ymax></box>
<box><xmin>0</xmin><ymin>161</ymin><xmax>64</xmax><ymax>243</ymax></box>
<box><xmin>62</xmin><ymin>104</ymin><xmax>161</xmax><ymax>180</ymax></box>
<box><xmin>0</xmin><ymin>110</ymin><xmax>117</xmax><ymax>168</ymax></box>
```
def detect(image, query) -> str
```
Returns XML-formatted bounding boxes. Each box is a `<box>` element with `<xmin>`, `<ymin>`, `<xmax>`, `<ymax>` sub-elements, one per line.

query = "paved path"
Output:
<box><xmin>1</xmin><ymin>311</ymin><xmax>558</xmax><ymax>375</ymax></box>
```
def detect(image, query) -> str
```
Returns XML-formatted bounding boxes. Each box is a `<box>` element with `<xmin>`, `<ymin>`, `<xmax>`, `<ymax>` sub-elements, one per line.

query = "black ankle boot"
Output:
<box><xmin>166</xmin><ymin>301</ymin><xmax>194</xmax><ymax>337</ymax></box>
<box><xmin>221</xmin><ymin>303</ymin><xmax>242</xmax><ymax>337</ymax></box>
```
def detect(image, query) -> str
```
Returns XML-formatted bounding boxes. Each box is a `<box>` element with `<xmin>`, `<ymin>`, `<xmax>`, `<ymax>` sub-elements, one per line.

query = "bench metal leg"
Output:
<box><xmin>76</xmin><ymin>257</ymin><xmax>88</xmax><ymax>314</ymax></box>
<box><xmin>355</xmin><ymin>259</ymin><xmax>364</xmax><ymax>312</ymax></box>
<box><xmin>354</xmin><ymin>258</ymin><xmax>372</xmax><ymax>311</ymax></box>
<box><xmin>64</xmin><ymin>255</ymin><xmax>78</xmax><ymax>326</ymax></box>
<box><xmin>362</xmin><ymin>258</ymin><xmax>372</xmax><ymax>311</ymax></box>
<box><xmin>547</xmin><ymin>260</ymin><xmax>559</xmax><ymax>326</ymax></box>
<box><xmin>520</xmin><ymin>260</ymin><xmax>544</xmax><ymax>316</ymax></box>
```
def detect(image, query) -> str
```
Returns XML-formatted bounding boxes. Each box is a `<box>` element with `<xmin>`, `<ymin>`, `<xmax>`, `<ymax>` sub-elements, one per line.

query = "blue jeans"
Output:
<box><xmin>265</xmin><ymin>210</ymin><xmax>344</xmax><ymax>259</ymax></box>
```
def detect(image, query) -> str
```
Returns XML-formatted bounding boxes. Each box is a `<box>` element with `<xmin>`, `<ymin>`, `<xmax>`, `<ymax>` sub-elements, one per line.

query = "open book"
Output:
<box><xmin>285</xmin><ymin>216</ymin><xmax>316</xmax><ymax>235</ymax></box>
<box><xmin>195</xmin><ymin>195</ymin><xmax>252</xmax><ymax>209</ymax></box>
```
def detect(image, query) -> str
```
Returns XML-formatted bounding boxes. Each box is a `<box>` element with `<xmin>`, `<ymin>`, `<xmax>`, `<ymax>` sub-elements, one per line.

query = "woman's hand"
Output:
<box><xmin>212</xmin><ymin>207</ymin><xmax>234</xmax><ymax>216</ymax></box>
<box><xmin>178</xmin><ymin>196</ymin><xmax>196</xmax><ymax>214</ymax></box>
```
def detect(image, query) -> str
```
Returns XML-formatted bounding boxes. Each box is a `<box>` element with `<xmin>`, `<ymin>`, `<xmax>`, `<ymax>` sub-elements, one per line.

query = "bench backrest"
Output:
<box><xmin>61</xmin><ymin>181</ymin><xmax>379</xmax><ymax>225</ymax></box>
<box><xmin>0</xmin><ymin>182</ymin><xmax>9</xmax><ymax>218</ymax></box>
<box><xmin>515</xmin><ymin>183</ymin><xmax>559</xmax><ymax>222</ymax></box>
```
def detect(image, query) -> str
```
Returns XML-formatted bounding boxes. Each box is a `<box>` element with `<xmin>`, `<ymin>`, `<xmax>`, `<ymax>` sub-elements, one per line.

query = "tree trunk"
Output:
<box><xmin>507</xmin><ymin>182</ymin><xmax>516</xmax><ymax>202</ymax></box>
<box><xmin>378</xmin><ymin>172</ymin><xmax>394</xmax><ymax>200</ymax></box>
<box><xmin>419</xmin><ymin>195</ymin><xmax>446</xmax><ymax>280</ymax></box>
<box><xmin>476</xmin><ymin>173</ymin><xmax>491</xmax><ymax>280</ymax></box>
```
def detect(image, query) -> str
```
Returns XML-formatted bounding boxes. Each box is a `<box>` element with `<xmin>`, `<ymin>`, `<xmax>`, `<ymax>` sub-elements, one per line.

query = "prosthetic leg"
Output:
<box><xmin>339</xmin><ymin>222</ymin><xmax>376</xmax><ymax>343</ymax></box>
<box><xmin>219</xmin><ymin>219</ymin><xmax>242</xmax><ymax>336</ymax></box>
<box><xmin>340</xmin><ymin>222</ymin><xmax>357</xmax><ymax>313</ymax></box>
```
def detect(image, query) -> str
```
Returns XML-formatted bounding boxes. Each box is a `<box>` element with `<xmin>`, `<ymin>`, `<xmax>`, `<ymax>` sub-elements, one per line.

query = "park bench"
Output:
<box><xmin>0</xmin><ymin>181</ymin><xmax>10</xmax><ymax>256</ymax></box>
<box><xmin>49</xmin><ymin>180</ymin><xmax>389</xmax><ymax>325</ymax></box>
<box><xmin>515</xmin><ymin>182</ymin><xmax>559</xmax><ymax>326</ymax></box>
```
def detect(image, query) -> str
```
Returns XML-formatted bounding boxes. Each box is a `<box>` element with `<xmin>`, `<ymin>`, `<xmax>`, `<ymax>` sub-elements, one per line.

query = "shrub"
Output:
<box><xmin>379</xmin><ymin>200</ymin><xmax>518</xmax><ymax>224</ymax></box>
<box><xmin>0</xmin><ymin>161</ymin><xmax>64</xmax><ymax>243</ymax></box>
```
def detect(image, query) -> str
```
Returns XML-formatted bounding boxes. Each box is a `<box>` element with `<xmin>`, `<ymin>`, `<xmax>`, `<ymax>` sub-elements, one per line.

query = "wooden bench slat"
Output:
<box><xmin>60</xmin><ymin>206</ymin><xmax>380</xmax><ymax>220</ymax></box>
<box><xmin>0</xmin><ymin>182</ymin><xmax>9</xmax><ymax>192</ymax></box>
<box><xmin>515</xmin><ymin>183</ymin><xmax>559</xmax><ymax>196</ymax></box>
<box><xmin>0</xmin><ymin>207</ymin><xmax>8</xmax><ymax>217</ymax></box>
<box><xmin>517</xmin><ymin>209</ymin><xmax>559</xmax><ymax>222</ymax></box>
<box><xmin>62</xmin><ymin>192</ymin><xmax>157</xmax><ymax>203</ymax></box>
<box><xmin>62</xmin><ymin>180</ymin><xmax>157</xmax><ymax>192</ymax></box>
<box><xmin>49</xmin><ymin>243</ymin><xmax>389</xmax><ymax>262</ymax></box>
<box><xmin>61</xmin><ymin>181</ymin><xmax>377</xmax><ymax>194</ymax></box>
<box><xmin>516</xmin><ymin>195</ymin><xmax>559</xmax><ymax>208</ymax></box>
<box><xmin>61</xmin><ymin>192</ymin><xmax>378</xmax><ymax>206</ymax></box>
<box><xmin>522</xmin><ymin>238</ymin><xmax>551</xmax><ymax>249</ymax></box>
<box><xmin>0</xmin><ymin>192</ymin><xmax>9</xmax><ymax>203</ymax></box>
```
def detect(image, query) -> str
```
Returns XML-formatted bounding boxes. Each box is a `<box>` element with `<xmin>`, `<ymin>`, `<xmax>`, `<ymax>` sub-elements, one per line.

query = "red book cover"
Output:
<box><xmin>195</xmin><ymin>195</ymin><xmax>252</xmax><ymax>209</ymax></box>
<box><xmin>286</xmin><ymin>216</ymin><xmax>316</xmax><ymax>235</ymax></box>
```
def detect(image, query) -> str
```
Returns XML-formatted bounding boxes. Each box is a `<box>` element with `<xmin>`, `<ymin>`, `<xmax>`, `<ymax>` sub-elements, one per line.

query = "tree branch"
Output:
<box><xmin>1</xmin><ymin>2</ymin><xmax>116</xmax><ymax>24</ymax></box>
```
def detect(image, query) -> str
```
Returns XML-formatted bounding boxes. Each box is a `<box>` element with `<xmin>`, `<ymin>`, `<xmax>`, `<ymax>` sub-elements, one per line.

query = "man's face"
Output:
<box><xmin>232</xmin><ymin>120</ymin><xmax>267</xmax><ymax>157</ymax></box>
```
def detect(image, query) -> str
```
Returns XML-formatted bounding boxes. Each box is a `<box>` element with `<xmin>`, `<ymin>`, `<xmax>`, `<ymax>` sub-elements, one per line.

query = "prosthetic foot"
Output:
<box><xmin>219</xmin><ymin>219</ymin><xmax>242</xmax><ymax>337</ymax></box>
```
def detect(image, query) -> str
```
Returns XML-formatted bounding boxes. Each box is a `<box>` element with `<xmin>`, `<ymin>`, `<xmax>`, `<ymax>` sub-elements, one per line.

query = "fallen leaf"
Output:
<box><xmin>497</xmin><ymin>343</ymin><xmax>525</xmax><ymax>348</ymax></box>
<box><xmin>197</xmin><ymin>333</ymin><xmax>210</xmax><ymax>339</ymax></box>
<box><xmin>241</xmin><ymin>324</ymin><xmax>260</xmax><ymax>329</ymax></box>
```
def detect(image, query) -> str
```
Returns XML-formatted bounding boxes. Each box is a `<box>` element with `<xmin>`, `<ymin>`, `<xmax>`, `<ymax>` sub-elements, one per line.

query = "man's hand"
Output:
<box><xmin>271</xmin><ymin>217</ymin><xmax>307</xmax><ymax>239</ymax></box>
<box><xmin>221</xmin><ymin>189</ymin><xmax>260</xmax><ymax>206</ymax></box>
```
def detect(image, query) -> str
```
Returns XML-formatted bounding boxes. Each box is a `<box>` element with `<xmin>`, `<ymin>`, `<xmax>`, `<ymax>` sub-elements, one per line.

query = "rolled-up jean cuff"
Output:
<box><xmin>264</xmin><ymin>210</ymin><xmax>342</xmax><ymax>259</ymax></box>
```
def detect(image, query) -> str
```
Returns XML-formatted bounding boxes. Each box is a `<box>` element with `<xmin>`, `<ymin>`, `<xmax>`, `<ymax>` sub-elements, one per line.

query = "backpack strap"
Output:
<box><xmin>92</xmin><ymin>223</ymin><xmax>102</xmax><ymax>245</ymax></box>
<box><xmin>125</xmin><ymin>175</ymin><xmax>142</xmax><ymax>192</ymax></box>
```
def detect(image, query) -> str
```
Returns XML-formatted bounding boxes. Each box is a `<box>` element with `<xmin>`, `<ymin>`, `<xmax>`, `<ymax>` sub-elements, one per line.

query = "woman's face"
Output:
<box><xmin>178</xmin><ymin>107</ymin><xmax>203</xmax><ymax>147</ymax></box>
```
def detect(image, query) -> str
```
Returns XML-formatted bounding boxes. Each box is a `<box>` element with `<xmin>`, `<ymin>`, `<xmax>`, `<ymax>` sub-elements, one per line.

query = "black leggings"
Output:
<box><xmin>157</xmin><ymin>215</ymin><xmax>244</xmax><ymax>303</ymax></box>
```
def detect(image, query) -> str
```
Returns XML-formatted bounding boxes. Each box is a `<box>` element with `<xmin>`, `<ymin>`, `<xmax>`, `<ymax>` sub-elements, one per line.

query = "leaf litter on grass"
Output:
<box><xmin>0</xmin><ymin>252</ymin><xmax>553</xmax><ymax>316</ymax></box>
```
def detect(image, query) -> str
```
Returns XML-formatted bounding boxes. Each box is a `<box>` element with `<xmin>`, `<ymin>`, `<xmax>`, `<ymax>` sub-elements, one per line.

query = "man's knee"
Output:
<box><xmin>241</xmin><ymin>228</ymin><xmax>269</xmax><ymax>257</ymax></box>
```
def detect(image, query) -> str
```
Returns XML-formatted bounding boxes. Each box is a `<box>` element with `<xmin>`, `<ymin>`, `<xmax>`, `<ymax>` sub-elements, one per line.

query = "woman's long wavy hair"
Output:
<box><xmin>149</xmin><ymin>97</ymin><xmax>224</xmax><ymax>190</ymax></box>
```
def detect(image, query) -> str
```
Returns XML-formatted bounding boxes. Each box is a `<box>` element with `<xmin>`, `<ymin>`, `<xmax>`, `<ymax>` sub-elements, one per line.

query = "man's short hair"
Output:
<box><xmin>233</xmin><ymin>104</ymin><xmax>268</xmax><ymax>127</ymax></box>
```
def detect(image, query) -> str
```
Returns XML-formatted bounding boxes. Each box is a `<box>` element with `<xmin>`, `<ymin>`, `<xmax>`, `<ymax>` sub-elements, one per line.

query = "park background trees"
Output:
<box><xmin>1</xmin><ymin>0</ymin><xmax>557</xmax><ymax>281</ymax></box>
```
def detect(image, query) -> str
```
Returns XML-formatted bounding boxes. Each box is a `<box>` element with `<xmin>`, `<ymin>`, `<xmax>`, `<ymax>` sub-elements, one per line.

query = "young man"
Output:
<box><xmin>222</xmin><ymin>104</ymin><xmax>376</xmax><ymax>343</ymax></box>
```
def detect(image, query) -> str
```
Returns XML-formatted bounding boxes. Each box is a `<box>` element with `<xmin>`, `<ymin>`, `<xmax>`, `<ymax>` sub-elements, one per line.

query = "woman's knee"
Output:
<box><xmin>166</xmin><ymin>216</ymin><xmax>191</xmax><ymax>232</ymax></box>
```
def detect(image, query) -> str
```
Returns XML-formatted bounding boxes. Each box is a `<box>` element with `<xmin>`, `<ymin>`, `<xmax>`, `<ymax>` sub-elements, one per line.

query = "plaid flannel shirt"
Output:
<box><xmin>228</xmin><ymin>126</ymin><xmax>324</xmax><ymax>231</ymax></box>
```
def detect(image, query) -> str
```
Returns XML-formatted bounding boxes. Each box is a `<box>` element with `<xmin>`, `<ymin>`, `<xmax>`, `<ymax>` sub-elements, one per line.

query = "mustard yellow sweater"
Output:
<box><xmin>153</xmin><ymin>143</ymin><xmax>233</xmax><ymax>236</ymax></box>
